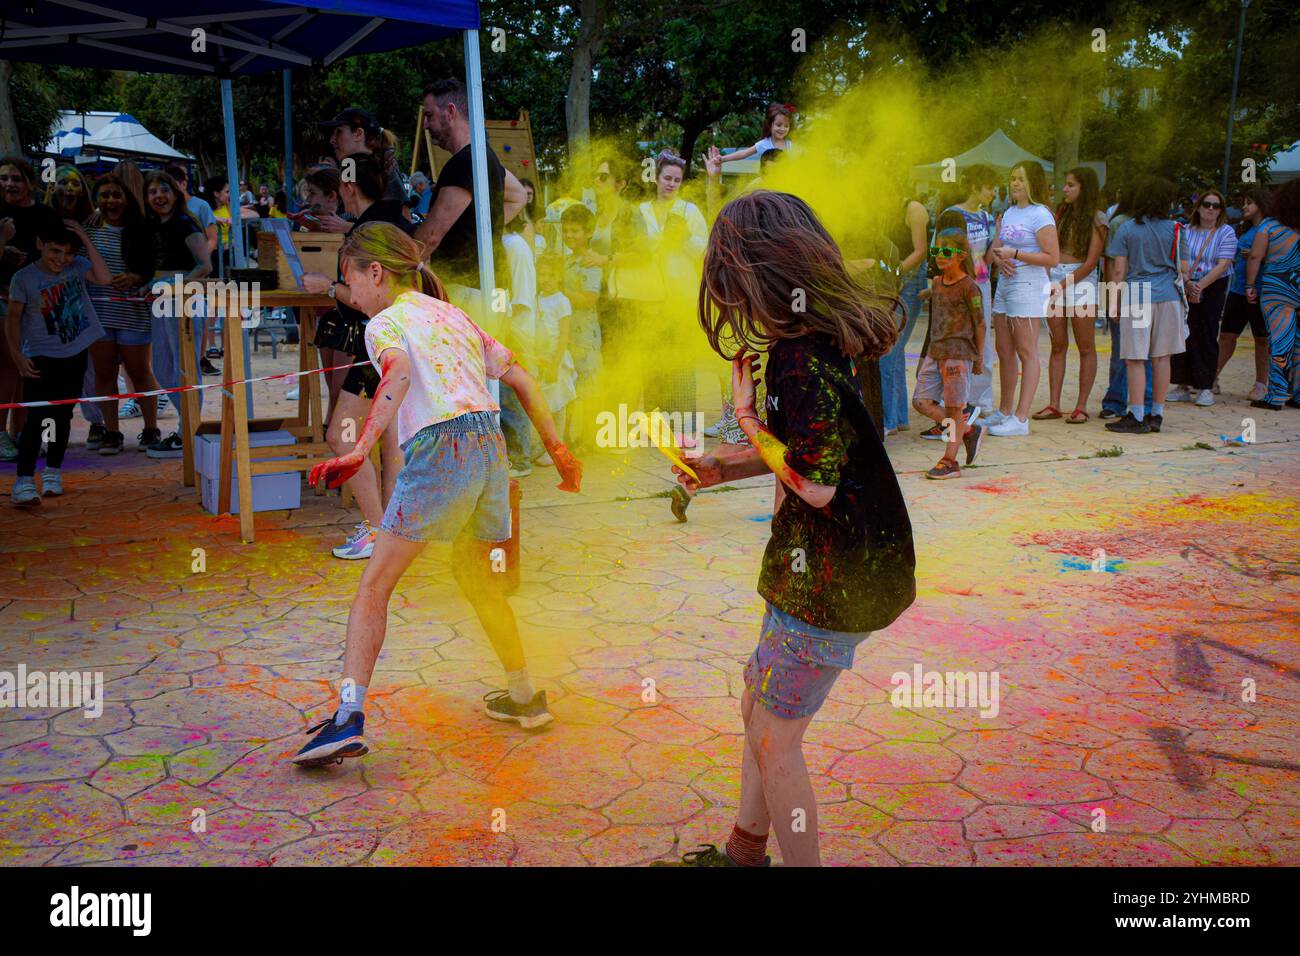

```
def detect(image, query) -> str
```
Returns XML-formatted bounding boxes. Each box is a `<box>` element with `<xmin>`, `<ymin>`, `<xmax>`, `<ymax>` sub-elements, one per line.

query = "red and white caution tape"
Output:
<box><xmin>0</xmin><ymin>360</ymin><xmax>366</xmax><ymax>410</ymax></box>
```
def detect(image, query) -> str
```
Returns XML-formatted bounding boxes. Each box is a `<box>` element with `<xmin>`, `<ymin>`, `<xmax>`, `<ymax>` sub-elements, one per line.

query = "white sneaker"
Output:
<box><xmin>702</xmin><ymin>422</ymin><xmax>721</xmax><ymax>438</ymax></box>
<box><xmin>1166</xmin><ymin>386</ymin><xmax>1192</xmax><ymax>403</ymax></box>
<box><xmin>331</xmin><ymin>521</ymin><xmax>376</xmax><ymax>560</ymax></box>
<box><xmin>988</xmin><ymin>415</ymin><xmax>1030</xmax><ymax>437</ymax></box>
<box><xmin>285</xmin><ymin>387</ymin><xmax>300</xmax><ymax>402</ymax></box>
<box><xmin>1249</xmin><ymin>382</ymin><xmax>1268</xmax><ymax>402</ymax></box>
<box><xmin>1194</xmin><ymin>389</ymin><xmax>1214</xmax><ymax>407</ymax></box>
<box><xmin>977</xmin><ymin>409</ymin><xmax>1009</xmax><ymax>427</ymax></box>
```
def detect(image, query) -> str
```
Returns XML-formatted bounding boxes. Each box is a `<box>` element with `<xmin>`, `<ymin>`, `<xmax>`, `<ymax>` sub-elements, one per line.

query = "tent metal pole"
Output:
<box><xmin>283</xmin><ymin>68</ymin><xmax>294</xmax><ymax>212</ymax></box>
<box><xmin>463</xmin><ymin>28</ymin><xmax>498</xmax><ymax>402</ymax></box>
<box><xmin>463</xmin><ymin>28</ymin><xmax>495</xmax><ymax>312</ymax></box>
<box><xmin>220</xmin><ymin>78</ymin><xmax>245</xmax><ymax>267</ymax></box>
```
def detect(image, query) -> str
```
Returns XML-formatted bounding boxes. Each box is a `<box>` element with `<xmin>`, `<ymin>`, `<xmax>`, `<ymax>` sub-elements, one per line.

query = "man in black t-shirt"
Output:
<box><xmin>415</xmin><ymin>79</ymin><xmax>527</xmax><ymax>306</ymax></box>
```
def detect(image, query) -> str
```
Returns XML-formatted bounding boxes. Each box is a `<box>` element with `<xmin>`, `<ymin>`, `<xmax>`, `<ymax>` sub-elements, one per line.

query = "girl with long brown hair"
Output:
<box><xmin>661</xmin><ymin>190</ymin><xmax>914</xmax><ymax>868</ymax></box>
<box><xmin>1039</xmin><ymin>166</ymin><xmax>1105</xmax><ymax>423</ymax></box>
<box><xmin>292</xmin><ymin>221</ymin><xmax>582</xmax><ymax>766</ymax></box>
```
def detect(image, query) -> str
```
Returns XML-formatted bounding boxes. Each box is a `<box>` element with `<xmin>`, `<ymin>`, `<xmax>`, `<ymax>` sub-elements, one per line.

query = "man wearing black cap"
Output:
<box><xmin>318</xmin><ymin>108</ymin><xmax>407</xmax><ymax>206</ymax></box>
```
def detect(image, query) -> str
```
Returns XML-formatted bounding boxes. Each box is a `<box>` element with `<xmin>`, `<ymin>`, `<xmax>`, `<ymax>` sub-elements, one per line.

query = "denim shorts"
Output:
<box><xmin>380</xmin><ymin>411</ymin><xmax>511</xmax><ymax>543</ymax></box>
<box><xmin>743</xmin><ymin>602</ymin><xmax>872</xmax><ymax>719</ymax></box>
<box><xmin>99</xmin><ymin>327</ymin><xmax>153</xmax><ymax>347</ymax></box>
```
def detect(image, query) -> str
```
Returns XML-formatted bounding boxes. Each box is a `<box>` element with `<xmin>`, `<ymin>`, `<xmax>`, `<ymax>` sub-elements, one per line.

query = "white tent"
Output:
<box><xmin>45</xmin><ymin>110</ymin><xmax>191</xmax><ymax>161</ymax></box>
<box><xmin>1265</xmin><ymin>141</ymin><xmax>1300</xmax><ymax>184</ymax></box>
<box><xmin>83</xmin><ymin>113</ymin><xmax>191</xmax><ymax>160</ymax></box>
<box><xmin>45</xmin><ymin>110</ymin><xmax>117</xmax><ymax>155</ymax></box>
<box><xmin>912</xmin><ymin>128</ymin><xmax>1054</xmax><ymax>184</ymax></box>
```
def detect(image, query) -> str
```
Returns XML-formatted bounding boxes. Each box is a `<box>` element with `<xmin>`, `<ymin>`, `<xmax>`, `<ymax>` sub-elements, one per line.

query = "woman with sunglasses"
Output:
<box><xmin>1169</xmin><ymin>189</ymin><xmax>1236</xmax><ymax>407</ymax></box>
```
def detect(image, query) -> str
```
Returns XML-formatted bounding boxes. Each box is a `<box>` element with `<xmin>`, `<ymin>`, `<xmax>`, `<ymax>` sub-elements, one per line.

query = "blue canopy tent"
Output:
<box><xmin>0</xmin><ymin>0</ymin><xmax>498</xmax><ymax>305</ymax></box>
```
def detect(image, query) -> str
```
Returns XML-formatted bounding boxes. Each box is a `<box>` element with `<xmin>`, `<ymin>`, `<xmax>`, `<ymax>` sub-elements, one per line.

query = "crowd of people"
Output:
<box><xmin>4</xmin><ymin>86</ymin><xmax>1299</xmax><ymax>867</ymax></box>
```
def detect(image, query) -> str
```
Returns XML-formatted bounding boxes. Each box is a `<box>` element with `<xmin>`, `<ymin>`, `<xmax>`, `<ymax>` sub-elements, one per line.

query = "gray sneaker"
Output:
<box><xmin>11</xmin><ymin>477</ymin><xmax>40</xmax><ymax>507</ymax></box>
<box><xmin>41</xmin><ymin>470</ymin><xmax>63</xmax><ymax>497</ymax></box>
<box><xmin>483</xmin><ymin>690</ymin><xmax>552</xmax><ymax>730</ymax></box>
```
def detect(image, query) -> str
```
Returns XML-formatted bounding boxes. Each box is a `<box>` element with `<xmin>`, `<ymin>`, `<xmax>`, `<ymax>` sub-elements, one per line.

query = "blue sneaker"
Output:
<box><xmin>292</xmin><ymin>712</ymin><xmax>368</xmax><ymax>767</ymax></box>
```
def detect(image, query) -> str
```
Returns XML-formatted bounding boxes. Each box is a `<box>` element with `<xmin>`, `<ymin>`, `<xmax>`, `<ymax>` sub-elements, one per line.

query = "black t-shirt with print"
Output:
<box><xmin>758</xmin><ymin>332</ymin><xmax>916</xmax><ymax>632</ymax></box>
<box><xmin>430</xmin><ymin>142</ymin><xmax>505</xmax><ymax>285</ymax></box>
<box><xmin>0</xmin><ymin>201</ymin><xmax>65</xmax><ymax>287</ymax></box>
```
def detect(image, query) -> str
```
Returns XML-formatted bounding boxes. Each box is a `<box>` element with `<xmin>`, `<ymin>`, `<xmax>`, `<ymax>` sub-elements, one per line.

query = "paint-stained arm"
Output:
<box><xmin>732</xmin><ymin>354</ymin><xmax>837</xmax><ymax>509</ymax></box>
<box><xmin>500</xmin><ymin>362</ymin><xmax>583</xmax><ymax>492</ymax></box>
<box><xmin>309</xmin><ymin>347</ymin><xmax>410</xmax><ymax>490</ymax></box>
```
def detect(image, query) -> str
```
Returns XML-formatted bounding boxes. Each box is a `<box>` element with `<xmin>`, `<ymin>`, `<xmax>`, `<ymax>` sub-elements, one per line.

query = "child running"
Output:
<box><xmin>5</xmin><ymin>220</ymin><xmax>108</xmax><ymax>505</ymax></box>
<box><xmin>293</xmin><ymin>222</ymin><xmax>583</xmax><ymax>766</ymax></box>
<box><xmin>659</xmin><ymin>191</ymin><xmax>915</xmax><ymax>866</ymax></box>
<box><xmin>912</xmin><ymin>228</ymin><xmax>986</xmax><ymax>479</ymax></box>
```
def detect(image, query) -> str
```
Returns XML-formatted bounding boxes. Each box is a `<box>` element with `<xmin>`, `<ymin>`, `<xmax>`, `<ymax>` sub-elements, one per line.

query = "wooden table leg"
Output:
<box><xmin>178</xmin><ymin>310</ymin><xmax>200</xmax><ymax>488</ymax></box>
<box><xmin>218</xmin><ymin>310</ymin><xmax>256</xmax><ymax>543</ymax></box>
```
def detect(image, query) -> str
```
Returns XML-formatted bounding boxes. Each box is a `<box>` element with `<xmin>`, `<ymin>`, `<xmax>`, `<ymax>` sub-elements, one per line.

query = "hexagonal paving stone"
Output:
<box><xmin>208</xmin><ymin>742</ymin><xmax>368</xmax><ymax>815</ymax></box>
<box><xmin>617</xmin><ymin>705</ymin><xmax>713</xmax><ymax>747</ymax></box>
<box><xmin>501</xmin><ymin>800</ymin><xmax>608</xmax><ymax>844</ymax></box>
<box><xmin>130</xmin><ymin>685</ymin><xmax>303</xmax><ymax>743</ymax></box>
<box><xmin>963</xmin><ymin>805</ymin><xmax>1086</xmax><ymax>841</ymax></box>
<box><xmin>371</xmin><ymin>816</ymin><xmax>514</xmax><ymax>866</ymax></box>
<box><xmin>830</xmin><ymin>741</ymin><xmax>965</xmax><ymax>786</ymax></box>
<box><xmin>126</xmin><ymin>779</ymin><xmax>231</xmax><ymax>825</ymax></box>
<box><xmin>853</xmin><ymin>782</ymin><xmax>983</xmax><ymax>821</ymax></box>
<box><xmin>604</xmin><ymin>781</ymin><xmax>705</xmax><ymax>826</ymax></box>
<box><xmin>199</xmin><ymin>807</ymin><xmax>313</xmax><ymax>854</ymax></box>
<box><xmin>270</xmin><ymin>832</ymin><xmax>379</xmax><ymax>866</ymax></box>
<box><xmin>0</xmin><ymin>781</ymin><xmax>124</xmax><ymax>846</ymax></box>
<box><xmin>973</xmin><ymin>831</ymin><xmax>1197</xmax><ymax>866</ymax></box>
<box><xmin>879</xmin><ymin>821</ymin><xmax>973</xmax><ymax>865</ymax></box>
<box><xmin>90</xmin><ymin>755</ymin><xmax>166</xmax><ymax>799</ymax></box>
<box><xmin>960</xmin><ymin>764</ymin><xmax>1111</xmax><ymax>805</ymax></box>
<box><xmin>308</xmin><ymin>788</ymin><xmax>422</xmax><ymax>832</ymax></box>
<box><xmin>579</xmin><ymin>824</ymin><xmax>678</xmax><ymax>866</ymax></box>
<box><xmin>0</xmin><ymin>734</ymin><xmax>109</xmax><ymax>783</ymax></box>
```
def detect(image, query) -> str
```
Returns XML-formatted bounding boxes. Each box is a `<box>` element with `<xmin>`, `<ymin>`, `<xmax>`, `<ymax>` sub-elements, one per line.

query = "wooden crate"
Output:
<box><xmin>256</xmin><ymin>231</ymin><xmax>344</xmax><ymax>288</ymax></box>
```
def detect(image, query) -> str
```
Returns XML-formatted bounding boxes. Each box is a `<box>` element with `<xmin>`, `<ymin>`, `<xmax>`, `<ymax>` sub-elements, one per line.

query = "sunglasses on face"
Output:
<box><xmin>1200</xmin><ymin>201</ymin><xmax>1222</xmax><ymax>209</ymax></box>
<box><xmin>929</xmin><ymin>246</ymin><xmax>961</xmax><ymax>258</ymax></box>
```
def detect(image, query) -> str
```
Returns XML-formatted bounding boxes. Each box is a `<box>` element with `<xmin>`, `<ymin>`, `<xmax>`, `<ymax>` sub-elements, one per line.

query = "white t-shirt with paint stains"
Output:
<box><xmin>365</xmin><ymin>290</ymin><xmax>515</xmax><ymax>445</ymax></box>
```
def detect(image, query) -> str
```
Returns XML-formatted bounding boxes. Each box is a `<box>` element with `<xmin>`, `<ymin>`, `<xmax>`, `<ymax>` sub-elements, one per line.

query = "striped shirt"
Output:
<box><xmin>85</xmin><ymin>224</ymin><xmax>152</xmax><ymax>333</ymax></box>
<box><xmin>1185</xmin><ymin>224</ymin><xmax>1237</xmax><ymax>282</ymax></box>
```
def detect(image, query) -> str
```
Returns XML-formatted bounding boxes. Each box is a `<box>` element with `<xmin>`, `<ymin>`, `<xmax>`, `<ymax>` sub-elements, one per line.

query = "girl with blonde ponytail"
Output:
<box><xmin>292</xmin><ymin>221</ymin><xmax>583</xmax><ymax>766</ymax></box>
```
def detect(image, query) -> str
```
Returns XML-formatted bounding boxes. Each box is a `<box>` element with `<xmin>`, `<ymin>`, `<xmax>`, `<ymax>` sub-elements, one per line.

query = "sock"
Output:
<box><xmin>336</xmin><ymin>682</ymin><xmax>367</xmax><ymax>724</ymax></box>
<box><xmin>725</xmin><ymin>824</ymin><xmax>769</xmax><ymax>867</ymax></box>
<box><xmin>507</xmin><ymin>668</ymin><xmax>535</xmax><ymax>705</ymax></box>
<box><xmin>1151</xmin><ymin>402</ymin><xmax>1165</xmax><ymax>417</ymax></box>
<box><xmin>1128</xmin><ymin>404</ymin><xmax>1145</xmax><ymax>421</ymax></box>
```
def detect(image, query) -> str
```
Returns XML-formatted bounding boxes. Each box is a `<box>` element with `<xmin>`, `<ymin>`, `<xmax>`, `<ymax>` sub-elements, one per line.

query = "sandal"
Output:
<box><xmin>1031</xmin><ymin>405</ymin><xmax>1063</xmax><ymax>421</ymax></box>
<box><xmin>1065</xmin><ymin>408</ymin><xmax>1089</xmax><ymax>424</ymax></box>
